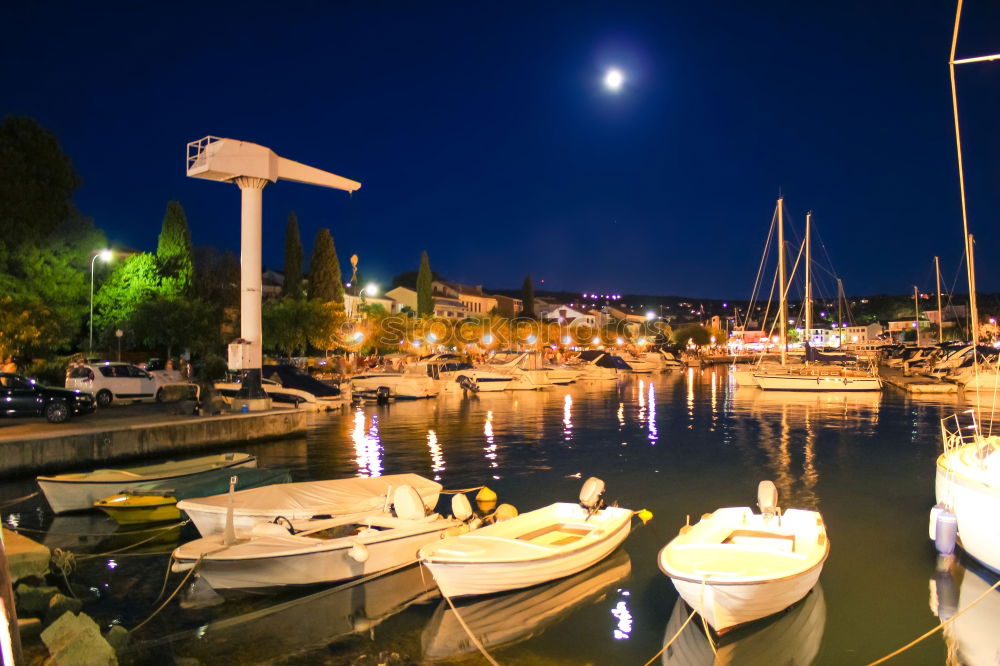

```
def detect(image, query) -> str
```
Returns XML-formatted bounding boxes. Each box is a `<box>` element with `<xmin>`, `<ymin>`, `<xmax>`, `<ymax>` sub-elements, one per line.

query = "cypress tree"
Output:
<box><xmin>521</xmin><ymin>274</ymin><xmax>535</xmax><ymax>318</ymax></box>
<box><xmin>282</xmin><ymin>211</ymin><xmax>303</xmax><ymax>298</ymax></box>
<box><xmin>157</xmin><ymin>200</ymin><xmax>194</xmax><ymax>294</ymax></box>
<box><xmin>417</xmin><ymin>251</ymin><xmax>433</xmax><ymax>316</ymax></box>
<box><xmin>308</xmin><ymin>228</ymin><xmax>344</xmax><ymax>305</ymax></box>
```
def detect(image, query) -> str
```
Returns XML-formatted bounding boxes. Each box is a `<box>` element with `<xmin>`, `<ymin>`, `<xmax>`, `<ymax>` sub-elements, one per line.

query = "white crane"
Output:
<box><xmin>186</xmin><ymin>136</ymin><xmax>361</xmax><ymax>409</ymax></box>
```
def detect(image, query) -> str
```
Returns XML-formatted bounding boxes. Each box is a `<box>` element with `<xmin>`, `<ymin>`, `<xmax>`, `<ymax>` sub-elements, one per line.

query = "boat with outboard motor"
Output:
<box><xmin>38</xmin><ymin>452</ymin><xmax>257</xmax><ymax>514</ymax></box>
<box><xmin>409</xmin><ymin>354</ymin><xmax>512</xmax><ymax>393</ymax></box>
<box><xmin>418</xmin><ymin>477</ymin><xmax>635</xmax><ymax>597</ymax></box>
<box><xmin>350</xmin><ymin>371</ymin><xmax>438</xmax><ymax>399</ymax></box>
<box><xmin>177</xmin><ymin>473</ymin><xmax>442</xmax><ymax>537</ymax></box>
<box><xmin>173</xmin><ymin>485</ymin><xmax>464</xmax><ymax>589</ymax></box>
<box><xmin>657</xmin><ymin>481</ymin><xmax>829</xmax><ymax>633</ymax></box>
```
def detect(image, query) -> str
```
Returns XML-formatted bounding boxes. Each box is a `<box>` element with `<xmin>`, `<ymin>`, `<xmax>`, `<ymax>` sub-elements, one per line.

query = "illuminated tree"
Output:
<box><xmin>282</xmin><ymin>211</ymin><xmax>303</xmax><ymax>298</ymax></box>
<box><xmin>417</xmin><ymin>251</ymin><xmax>433</xmax><ymax>317</ymax></box>
<box><xmin>94</xmin><ymin>253</ymin><xmax>162</xmax><ymax>333</ymax></box>
<box><xmin>157</xmin><ymin>201</ymin><xmax>194</xmax><ymax>295</ymax></box>
<box><xmin>308</xmin><ymin>228</ymin><xmax>344</xmax><ymax>306</ymax></box>
<box><xmin>521</xmin><ymin>274</ymin><xmax>536</xmax><ymax>319</ymax></box>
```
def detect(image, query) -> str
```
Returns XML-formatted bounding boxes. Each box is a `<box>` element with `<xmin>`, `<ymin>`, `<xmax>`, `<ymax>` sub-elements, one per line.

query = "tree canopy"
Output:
<box><xmin>308</xmin><ymin>228</ymin><xmax>344</xmax><ymax>305</ymax></box>
<box><xmin>156</xmin><ymin>200</ymin><xmax>194</xmax><ymax>296</ymax></box>
<box><xmin>417</xmin><ymin>251</ymin><xmax>433</xmax><ymax>316</ymax></box>
<box><xmin>521</xmin><ymin>274</ymin><xmax>536</xmax><ymax>319</ymax></box>
<box><xmin>282</xmin><ymin>211</ymin><xmax>303</xmax><ymax>298</ymax></box>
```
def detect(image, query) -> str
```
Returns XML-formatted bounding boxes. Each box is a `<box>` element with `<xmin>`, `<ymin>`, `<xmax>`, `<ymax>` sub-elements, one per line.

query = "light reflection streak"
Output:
<box><xmin>563</xmin><ymin>394</ymin><xmax>573</xmax><ymax>441</ymax></box>
<box><xmin>637</xmin><ymin>379</ymin><xmax>646</xmax><ymax>424</ymax></box>
<box><xmin>352</xmin><ymin>408</ymin><xmax>383</xmax><ymax>477</ymax></box>
<box><xmin>686</xmin><ymin>367</ymin><xmax>695</xmax><ymax>428</ymax></box>
<box><xmin>427</xmin><ymin>429</ymin><xmax>445</xmax><ymax>480</ymax></box>
<box><xmin>611</xmin><ymin>599</ymin><xmax>632</xmax><ymax>640</ymax></box>
<box><xmin>484</xmin><ymin>410</ymin><xmax>498</xmax><ymax>477</ymax></box>
<box><xmin>710</xmin><ymin>370</ymin><xmax>718</xmax><ymax>432</ymax></box>
<box><xmin>617</xmin><ymin>402</ymin><xmax>625</xmax><ymax>428</ymax></box>
<box><xmin>647</xmin><ymin>381</ymin><xmax>657</xmax><ymax>443</ymax></box>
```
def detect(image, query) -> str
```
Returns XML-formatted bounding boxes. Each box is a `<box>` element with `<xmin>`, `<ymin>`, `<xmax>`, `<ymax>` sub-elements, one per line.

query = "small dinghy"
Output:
<box><xmin>94</xmin><ymin>467</ymin><xmax>292</xmax><ymax>525</ymax></box>
<box><xmin>177</xmin><ymin>473</ymin><xmax>442</xmax><ymax>537</ymax></box>
<box><xmin>37</xmin><ymin>453</ymin><xmax>257</xmax><ymax>514</ymax></box>
<box><xmin>419</xmin><ymin>477</ymin><xmax>634</xmax><ymax>598</ymax></box>
<box><xmin>657</xmin><ymin>481</ymin><xmax>829</xmax><ymax>633</ymax></box>
<box><xmin>172</xmin><ymin>485</ymin><xmax>463</xmax><ymax>590</ymax></box>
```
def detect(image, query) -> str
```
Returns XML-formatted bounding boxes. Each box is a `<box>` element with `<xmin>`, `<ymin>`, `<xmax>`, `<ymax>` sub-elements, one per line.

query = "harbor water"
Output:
<box><xmin>4</xmin><ymin>367</ymin><xmax>996</xmax><ymax>664</ymax></box>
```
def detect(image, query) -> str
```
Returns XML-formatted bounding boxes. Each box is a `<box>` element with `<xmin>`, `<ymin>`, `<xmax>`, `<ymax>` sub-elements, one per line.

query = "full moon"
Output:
<box><xmin>603</xmin><ymin>67</ymin><xmax>624</xmax><ymax>92</ymax></box>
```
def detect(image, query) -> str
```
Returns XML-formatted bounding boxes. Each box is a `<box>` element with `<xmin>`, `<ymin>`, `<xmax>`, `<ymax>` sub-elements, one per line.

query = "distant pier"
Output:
<box><xmin>879</xmin><ymin>366</ymin><xmax>958</xmax><ymax>394</ymax></box>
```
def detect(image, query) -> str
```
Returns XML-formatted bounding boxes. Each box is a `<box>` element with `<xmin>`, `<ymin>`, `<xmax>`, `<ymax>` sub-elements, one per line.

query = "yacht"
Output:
<box><xmin>408</xmin><ymin>354</ymin><xmax>512</xmax><ymax>393</ymax></box>
<box><xmin>350</xmin><ymin>371</ymin><xmax>438</xmax><ymax>399</ymax></box>
<box><xmin>479</xmin><ymin>352</ymin><xmax>554</xmax><ymax>390</ymax></box>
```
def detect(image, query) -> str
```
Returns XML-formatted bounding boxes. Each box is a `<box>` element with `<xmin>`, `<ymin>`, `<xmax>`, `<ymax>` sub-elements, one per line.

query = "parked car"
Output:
<box><xmin>1</xmin><ymin>373</ymin><xmax>96</xmax><ymax>423</ymax></box>
<box><xmin>66</xmin><ymin>362</ymin><xmax>168</xmax><ymax>407</ymax></box>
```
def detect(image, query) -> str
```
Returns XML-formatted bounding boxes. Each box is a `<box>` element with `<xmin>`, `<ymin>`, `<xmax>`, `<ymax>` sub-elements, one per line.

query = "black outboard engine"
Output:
<box><xmin>375</xmin><ymin>386</ymin><xmax>391</xmax><ymax>404</ymax></box>
<box><xmin>456</xmin><ymin>375</ymin><xmax>479</xmax><ymax>393</ymax></box>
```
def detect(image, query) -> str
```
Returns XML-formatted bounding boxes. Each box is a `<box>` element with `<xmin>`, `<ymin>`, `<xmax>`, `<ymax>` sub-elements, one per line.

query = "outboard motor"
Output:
<box><xmin>456</xmin><ymin>375</ymin><xmax>479</xmax><ymax>393</ymax></box>
<box><xmin>393</xmin><ymin>485</ymin><xmax>428</xmax><ymax>520</ymax></box>
<box><xmin>451</xmin><ymin>493</ymin><xmax>482</xmax><ymax>530</ymax></box>
<box><xmin>579</xmin><ymin>477</ymin><xmax>606</xmax><ymax>519</ymax></box>
<box><xmin>375</xmin><ymin>386</ymin><xmax>391</xmax><ymax>404</ymax></box>
<box><xmin>757</xmin><ymin>480</ymin><xmax>779</xmax><ymax>521</ymax></box>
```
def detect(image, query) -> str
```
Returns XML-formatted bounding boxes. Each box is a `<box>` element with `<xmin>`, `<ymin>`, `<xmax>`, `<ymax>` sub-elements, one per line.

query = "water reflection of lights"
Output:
<box><xmin>427</xmin><ymin>429</ymin><xmax>445</xmax><ymax>480</ymax></box>
<box><xmin>611</xmin><ymin>599</ymin><xmax>632</xmax><ymax>640</ymax></box>
<box><xmin>352</xmin><ymin>408</ymin><xmax>383</xmax><ymax>477</ymax></box>
<box><xmin>5</xmin><ymin>515</ymin><xmax>18</xmax><ymax>529</ymax></box>
<box><xmin>647</xmin><ymin>382</ymin><xmax>657</xmax><ymax>443</ymax></box>
<box><xmin>484</xmin><ymin>411</ymin><xmax>498</xmax><ymax>477</ymax></box>
<box><xmin>617</xmin><ymin>402</ymin><xmax>625</xmax><ymax>428</ymax></box>
<box><xmin>107</xmin><ymin>559</ymin><xmax>118</xmax><ymax>570</ymax></box>
<box><xmin>686</xmin><ymin>367</ymin><xmax>695</xmax><ymax>428</ymax></box>
<box><xmin>637</xmin><ymin>379</ymin><xmax>646</xmax><ymax>425</ymax></box>
<box><xmin>563</xmin><ymin>394</ymin><xmax>573</xmax><ymax>441</ymax></box>
<box><xmin>710</xmin><ymin>370</ymin><xmax>718</xmax><ymax>432</ymax></box>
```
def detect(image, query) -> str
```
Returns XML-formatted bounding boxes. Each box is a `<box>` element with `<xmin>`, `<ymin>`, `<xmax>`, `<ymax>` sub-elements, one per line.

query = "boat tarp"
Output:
<box><xmin>804</xmin><ymin>344</ymin><xmax>856</xmax><ymax>364</ymax></box>
<box><xmin>262</xmin><ymin>365</ymin><xmax>341</xmax><ymax>398</ymax></box>
<box><xmin>129</xmin><ymin>467</ymin><xmax>292</xmax><ymax>501</ymax></box>
<box><xmin>176</xmin><ymin>474</ymin><xmax>442</xmax><ymax>518</ymax></box>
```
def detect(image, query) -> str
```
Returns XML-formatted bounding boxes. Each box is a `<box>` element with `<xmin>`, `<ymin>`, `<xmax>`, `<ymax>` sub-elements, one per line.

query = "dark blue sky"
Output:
<box><xmin>4</xmin><ymin>1</ymin><xmax>999</xmax><ymax>298</ymax></box>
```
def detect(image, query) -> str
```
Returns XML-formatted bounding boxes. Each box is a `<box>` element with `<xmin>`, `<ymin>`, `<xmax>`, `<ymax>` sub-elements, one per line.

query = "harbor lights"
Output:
<box><xmin>186</xmin><ymin>137</ymin><xmax>360</xmax><ymax>410</ymax></box>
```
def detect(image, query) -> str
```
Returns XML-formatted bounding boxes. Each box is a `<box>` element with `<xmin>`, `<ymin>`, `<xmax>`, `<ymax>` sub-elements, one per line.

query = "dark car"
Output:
<box><xmin>0</xmin><ymin>373</ymin><xmax>96</xmax><ymax>424</ymax></box>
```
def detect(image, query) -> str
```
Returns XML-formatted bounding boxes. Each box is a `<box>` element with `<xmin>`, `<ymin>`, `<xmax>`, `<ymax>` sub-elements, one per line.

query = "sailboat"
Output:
<box><xmin>752</xmin><ymin>205</ymin><xmax>881</xmax><ymax>392</ymax></box>
<box><xmin>930</xmin><ymin>0</ymin><xmax>1000</xmax><ymax>574</ymax></box>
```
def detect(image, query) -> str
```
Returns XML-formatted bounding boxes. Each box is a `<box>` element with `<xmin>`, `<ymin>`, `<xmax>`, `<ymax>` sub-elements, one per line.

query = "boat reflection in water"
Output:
<box><xmin>931</xmin><ymin>557</ymin><xmax>1000</xmax><ymax>666</ymax></box>
<box><xmin>421</xmin><ymin>549</ymin><xmax>631</xmax><ymax>661</ymax></box>
<box><xmin>661</xmin><ymin>586</ymin><xmax>826</xmax><ymax>666</ymax></box>
<box><xmin>162</xmin><ymin>563</ymin><xmax>438</xmax><ymax>663</ymax></box>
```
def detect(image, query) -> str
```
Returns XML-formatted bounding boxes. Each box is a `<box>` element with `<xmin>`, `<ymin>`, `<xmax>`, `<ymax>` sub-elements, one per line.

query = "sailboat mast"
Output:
<box><xmin>837</xmin><ymin>279</ymin><xmax>843</xmax><ymax>339</ymax></box>
<box><xmin>805</xmin><ymin>212</ymin><xmax>812</xmax><ymax>342</ymax></box>
<box><xmin>778</xmin><ymin>197</ymin><xmax>787</xmax><ymax>365</ymax></box>
<box><xmin>914</xmin><ymin>285</ymin><xmax>920</xmax><ymax>343</ymax></box>
<box><xmin>968</xmin><ymin>233</ymin><xmax>979</xmax><ymax>342</ymax></box>
<box><xmin>935</xmin><ymin>256</ymin><xmax>944</xmax><ymax>342</ymax></box>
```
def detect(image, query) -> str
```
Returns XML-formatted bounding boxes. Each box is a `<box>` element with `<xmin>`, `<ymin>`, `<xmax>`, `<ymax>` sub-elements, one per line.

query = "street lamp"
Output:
<box><xmin>89</xmin><ymin>249</ymin><xmax>112</xmax><ymax>353</ymax></box>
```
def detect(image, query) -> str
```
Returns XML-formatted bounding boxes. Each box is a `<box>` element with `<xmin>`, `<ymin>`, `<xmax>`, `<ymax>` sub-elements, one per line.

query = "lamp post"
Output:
<box><xmin>89</xmin><ymin>249</ymin><xmax>112</xmax><ymax>353</ymax></box>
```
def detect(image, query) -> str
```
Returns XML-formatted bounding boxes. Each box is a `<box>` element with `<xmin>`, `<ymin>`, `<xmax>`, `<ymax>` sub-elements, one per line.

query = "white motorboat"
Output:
<box><xmin>933</xmin><ymin>414</ymin><xmax>1000</xmax><ymax>572</ymax></box>
<box><xmin>478</xmin><ymin>352</ymin><xmax>554</xmax><ymax>390</ymax></box>
<box><xmin>350</xmin><ymin>372</ymin><xmax>438</xmax><ymax>399</ymax></box>
<box><xmin>657</xmin><ymin>481</ymin><xmax>829</xmax><ymax>633</ymax></box>
<box><xmin>419</xmin><ymin>478</ymin><xmax>633</xmax><ymax>597</ymax></box>
<box><xmin>422</xmin><ymin>549</ymin><xmax>631</xmax><ymax>661</ymax></box>
<box><xmin>661</xmin><ymin>585</ymin><xmax>826</xmax><ymax>665</ymax></box>
<box><xmin>411</xmin><ymin>355</ymin><xmax>512</xmax><ymax>393</ymax></box>
<box><xmin>37</xmin><ymin>452</ymin><xmax>257</xmax><ymax>514</ymax></box>
<box><xmin>173</xmin><ymin>485</ymin><xmax>461</xmax><ymax>590</ymax></box>
<box><xmin>543</xmin><ymin>365</ymin><xmax>582</xmax><ymax>385</ymax></box>
<box><xmin>572</xmin><ymin>351</ymin><xmax>626</xmax><ymax>380</ymax></box>
<box><xmin>177</xmin><ymin>473</ymin><xmax>442</xmax><ymax>537</ymax></box>
<box><xmin>618</xmin><ymin>352</ymin><xmax>655</xmax><ymax>374</ymax></box>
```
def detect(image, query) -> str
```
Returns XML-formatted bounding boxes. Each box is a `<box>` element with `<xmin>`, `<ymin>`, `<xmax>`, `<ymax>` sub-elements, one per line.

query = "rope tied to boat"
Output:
<box><xmin>51</xmin><ymin>548</ymin><xmax>78</xmax><ymax>599</ymax></box>
<box><xmin>130</xmin><ymin>553</ymin><xmax>204</xmax><ymax>633</ymax></box>
<box><xmin>0</xmin><ymin>490</ymin><xmax>39</xmax><ymax>510</ymax></box>
<box><xmin>75</xmin><ymin>520</ymin><xmax>191</xmax><ymax>561</ymax></box>
<box><xmin>434</xmin><ymin>573</ymin><xmax>501</xmax><ymax>666</ymax></box>
<box><xmin>866</xmin><ymin>575</ymin><xmax>1000</xmax><ymax>665</ymax></box>
<box><xmin>641</xmin><ymin>607</ymin><xmax>698</xmax><ymax>666</ymax></box>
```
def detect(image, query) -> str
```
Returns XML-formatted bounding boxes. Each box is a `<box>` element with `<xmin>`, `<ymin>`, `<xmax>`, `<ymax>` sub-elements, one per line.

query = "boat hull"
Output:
<box><xmin>935</xmin><ymin>452</ymin><xmax>1000</xmax><ymax>573</ymax></box>
<box><xmin>178</xmin><ymin>523</ymin><xmax>453</xmax><ymax>589</ymax></box>
<box><xmin>421</xmin><ymin>509</ymin><xmax>632</xmax><ymax>597</ymax></box>
<box><xmin>754</xmin><ymin>373</ymin><xmax>881</xmax><ymax>392</ymax></box>
<box><xmin>669</xmin><ymin>566</ymin><xmax>823</xmax><ymax>633</ymax></box>
<box><xmin>38</xmin><ymin>454</ymin><xmax>256</xmax><ymax>514</ymax></box>
<box><xmin>97</xmin><ymin>497</ymin><xmax>179</xmax><ymax>525</ymax></box>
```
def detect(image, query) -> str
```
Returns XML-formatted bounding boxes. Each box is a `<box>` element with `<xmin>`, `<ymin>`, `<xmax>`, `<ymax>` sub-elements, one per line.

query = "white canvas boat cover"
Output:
<box><xmin>177</xmin><ymin>474</ymin><xmax>441</xmax><ymax>519</ymax></box>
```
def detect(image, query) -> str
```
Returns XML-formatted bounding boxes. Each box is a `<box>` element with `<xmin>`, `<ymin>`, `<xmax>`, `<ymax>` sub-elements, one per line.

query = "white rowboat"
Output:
<box><xmin>419</xmin><ymin>478</ymin><xmax>633</xmax><ymax>597</ymax></box>
<box><xmin>657</xmin><ymin>482</ymin><xmax>829</xmax><ymax>633</ymax></box>
<box><xmin>37</xmin><ymin>453</ymin><xmax>256</xmax><ymax>514</ymax></box>
<box><xmin>177</xmin><ymin>473</ymin><xmax>442</xmax><ymax>537</ymax></box>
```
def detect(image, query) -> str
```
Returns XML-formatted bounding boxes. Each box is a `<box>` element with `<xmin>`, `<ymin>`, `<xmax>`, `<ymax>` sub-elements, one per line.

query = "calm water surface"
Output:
<box><xmin>6</xmin><ymin>367</ymin><xmax>998</xmax><ymax>665</ymax></box>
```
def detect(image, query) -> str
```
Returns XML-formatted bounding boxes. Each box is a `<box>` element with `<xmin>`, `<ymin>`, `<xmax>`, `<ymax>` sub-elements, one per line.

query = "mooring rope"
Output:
<box><xmin>440</xmin><ymin>486</ymin><xmax>486</xmax><ymax>495</ymax></box>
<box><xmin>74</xmin><ymin>520</ymin><xmax>190</xmax><ymax>560</ymax></box>
<box><xmin>9</xmin><ymin>519</ymin><xmax>187</xmax><ymax>536</ymax></box>
<box><xmin>866</xmin><ymin>575</ymin><xmax>1000</xmax><ymax>665</ymax></box>
<box><xmin>437</xmin><ymin>578</ymin><xmax>501</xmax><ymax>666</ymax></box>
<box><xmin>130</xmin><ymin>554</ymin><xmax>204</xmax><ymax>633</ymax></box>
<box><xmin>641</xmin><ymin>607</ymin><xmax>697</xmax><ymax>666</ymax></box>
<box><xmin>0</xmin><ymin>491</ymin><xmax>40</xmax><ymax>510</ymax></box>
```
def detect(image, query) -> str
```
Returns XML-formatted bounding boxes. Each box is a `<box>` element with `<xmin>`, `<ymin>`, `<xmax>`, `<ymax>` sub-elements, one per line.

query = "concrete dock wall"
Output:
<box><xmin>0</xmin><ymin>410</ymin><xmax>309</xmax><ymax>477</ymax></box>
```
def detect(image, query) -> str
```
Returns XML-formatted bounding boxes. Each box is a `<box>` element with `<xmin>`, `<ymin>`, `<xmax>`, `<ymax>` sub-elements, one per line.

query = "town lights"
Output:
<box><xmin>365</xmin><ymin>283</ymin><xmax>377</xmax><ymax>297</ymax></box>
<box><xmin>646</xmin><ymin>311</ymin><xmax>655</xmax><ymax>321</ymax></box>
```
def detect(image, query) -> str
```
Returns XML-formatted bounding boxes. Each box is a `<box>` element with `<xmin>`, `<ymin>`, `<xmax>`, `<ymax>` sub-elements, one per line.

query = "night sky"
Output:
<box><xmin>4</xmin><ymin>1</ymin><xmax>999</xmax><ymax>298</ymax></box>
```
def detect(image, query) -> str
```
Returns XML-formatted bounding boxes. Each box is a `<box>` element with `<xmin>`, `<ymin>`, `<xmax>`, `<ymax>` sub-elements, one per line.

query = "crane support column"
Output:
<box><xmin>235</xmin><ymin>176</ymin><xmax>269</xmax><ymax>405</ymax></box>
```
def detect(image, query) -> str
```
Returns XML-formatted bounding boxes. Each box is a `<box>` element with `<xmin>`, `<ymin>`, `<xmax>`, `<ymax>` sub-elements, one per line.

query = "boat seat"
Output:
<box><xmin>516</xmin><ymin>523</ymin><xmax>593</xmax><ymax>546</ymax></box>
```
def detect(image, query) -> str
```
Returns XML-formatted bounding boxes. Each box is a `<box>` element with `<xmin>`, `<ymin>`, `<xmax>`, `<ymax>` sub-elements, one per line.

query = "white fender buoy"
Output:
<box><xmin>451</xmin><ymin>493</ymin><xmax>474</xmax><ymax>522</ymax></box>
<box><xmin>348</xmin><ymin>541</ymin><xmax>370</xmax><ymax>563</ymax></box>
<box><xmin>934</xmin><ymin>509</ymin><xmax>958</xmax><ymax>556</ymax></box>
